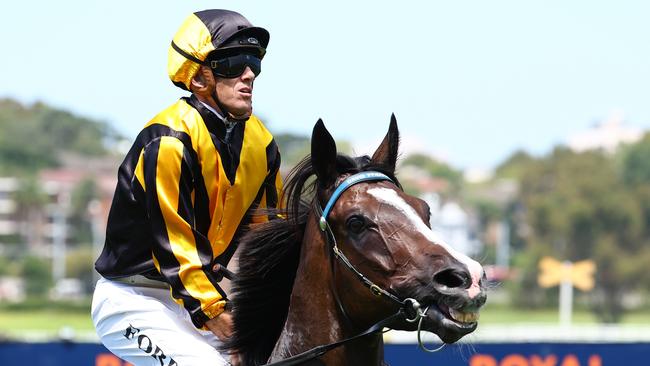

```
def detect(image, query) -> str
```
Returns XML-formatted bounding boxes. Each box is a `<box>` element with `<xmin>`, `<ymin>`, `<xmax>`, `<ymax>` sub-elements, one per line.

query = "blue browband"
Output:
<box><xmin>319</xmin><ymin>171</ymin><xmax>393</xmax><ymax>231</ymax></box>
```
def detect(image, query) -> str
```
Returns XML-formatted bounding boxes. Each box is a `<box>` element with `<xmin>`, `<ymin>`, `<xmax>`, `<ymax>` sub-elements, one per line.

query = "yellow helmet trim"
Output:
<box><xmin>168</xmin><ymin>13</ymin><xmax>216</xmax><ymax>90</ymax></box>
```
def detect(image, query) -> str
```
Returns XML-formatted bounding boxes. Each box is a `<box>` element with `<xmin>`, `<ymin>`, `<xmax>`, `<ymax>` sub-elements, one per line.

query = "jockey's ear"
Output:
<box><xmin>190</xmin><ymin>66</ymin><xmax>217</xmax><ymax>99</ymax></box>
<box><xmin>311</xmin><ymin>119</ymin><xmax>338</xmax><ymax>189</ymax></box>
<box><xmin>371</xmin><ymin>114</ymin><xmax>400</xmax><ymax>174</ymax></box>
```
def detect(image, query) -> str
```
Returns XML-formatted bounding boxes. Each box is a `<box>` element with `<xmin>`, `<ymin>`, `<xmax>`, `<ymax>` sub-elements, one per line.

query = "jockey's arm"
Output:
<box><xmin>142</xmin><ymin>136</ymin><xmax>228</xmax><ymax>329</ymax></box>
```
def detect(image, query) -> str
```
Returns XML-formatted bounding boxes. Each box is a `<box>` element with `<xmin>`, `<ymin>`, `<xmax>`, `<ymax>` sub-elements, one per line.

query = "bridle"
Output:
<box><xmin>316</xmin><ymin>171</ymin><xmax>423</xmax><ymax>318</ymax></box>
<box><xmin>262</xmin><ymin>171</ymin><xmax>442</xmax><ymax>366</ymax></box>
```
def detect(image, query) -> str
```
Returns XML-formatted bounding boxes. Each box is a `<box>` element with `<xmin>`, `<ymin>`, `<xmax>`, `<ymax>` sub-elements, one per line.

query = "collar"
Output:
<box><xmin>196</xmin><ymin>96</ymin><xmax>239</xmax><ymax>130</ymax></box>
<box><xmin>186</xmin><ymin>94</ymin><xmax>244</xmax><ymax>139</ymax></box>
<box><xmin>198</xmin><ymin>100</ymin><xmax>226</xmax><ymax>122</ymax></box>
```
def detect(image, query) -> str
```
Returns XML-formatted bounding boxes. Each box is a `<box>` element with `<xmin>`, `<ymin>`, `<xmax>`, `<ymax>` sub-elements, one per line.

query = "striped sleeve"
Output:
<box><xmin>264</xmin><ymin>139</ymin><xmax>283</xmax><ymax>210</ymax></box>
<box><xmin>143</xmin><ymin>135</ymin><xmax>226</xmax><ymax>328</ymax></box>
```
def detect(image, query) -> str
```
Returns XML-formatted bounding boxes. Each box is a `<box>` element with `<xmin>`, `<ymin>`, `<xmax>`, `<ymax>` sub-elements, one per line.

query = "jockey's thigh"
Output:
<box><xmin>92</xmin><ymin>277</ymin><xmax>230</xmax><ymax>366</ymax></box>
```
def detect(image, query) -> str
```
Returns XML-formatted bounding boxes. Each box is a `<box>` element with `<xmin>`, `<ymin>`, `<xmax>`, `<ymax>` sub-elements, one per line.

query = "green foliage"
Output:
<box><xmin>7</xmin><ymin>175</ymin><xmax>48</xmax><ymax>247</ymax></box>
<box><xmin>20</xmin><ymin>255</ymin><xmax>52</xmax><ymax>298</ymax></box>
<box><xmin>507</xmin><ymin>246</ymin><xmax>555</xmax><ymax>308</ymax></box>
<box><xmin>400</xmin><ymin>179</ymin><xmax>424</xmax><ymax>197</ymax></box>
<box><xmin>274</xmin><ymin>133</ymin><xmax>311</xmax><ymax>170</ymax></box>
<box><xmin>0</xmin><ymin>256</ymin><xmax>16</xmax><ymax>276</ymax></box>
<box><xmin>506</xmin><ymin>145</ymin><xmax>650</xmax><ymax>322</ymax></box>
<box><xmin>495</xmin><ymin>150</ymin><xmax>536</xmax><ymax>180</ymax></box>
<box><xmin>401</xmin><ymin>153</ymin><xmax>463</xmax><ymax>193</ymax></box>
<box><xmin>622</xmin><ymin>133</ymin><xmax>650</xmax><ymax>187</ymax></box>
<box><xmin>274</xmin><ymin>132</ymin><xmax>351</xmax><ymax>172</ymax></box>
<box><xmin>0</xmin><ymin>98</ymin><xmax>120</xmax><ymax>175</ymax></box>
<box><xmin>65</xmin><ymin>247</ymin><xmax>95</xmax><ymax>293</ymax></box>
<box><xmin>474</xmin><ymin>200</ymin><xmax>504</xmax><ymax>224</ymax></box>
<box><xmin>68</xmin><ymin>179</ymin><xmax>98</xmax><ymax>244</ymax></box>
<box><xmin>11</xmin><ymin>175</ymin><xmax>48</xmax><ymax>207</ymax></box>
<box><xmin>402</xmin><ymin>153</ymin><xmax>463</xmax><ymax>182</ymax></box>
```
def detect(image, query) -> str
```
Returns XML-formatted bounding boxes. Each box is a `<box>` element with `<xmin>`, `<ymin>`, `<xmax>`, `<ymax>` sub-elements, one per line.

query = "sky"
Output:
<box><xmin>2</xmin><ymin>1</ymin><xmax>650</xmax><ymax>171</ymax></box>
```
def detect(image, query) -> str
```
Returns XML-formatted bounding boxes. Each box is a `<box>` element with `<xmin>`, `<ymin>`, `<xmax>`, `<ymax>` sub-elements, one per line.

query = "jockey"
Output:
<box><xmin>91</xmin><ymin>9</ymin><xmax>282</xmax><ymax>366</ymax></box>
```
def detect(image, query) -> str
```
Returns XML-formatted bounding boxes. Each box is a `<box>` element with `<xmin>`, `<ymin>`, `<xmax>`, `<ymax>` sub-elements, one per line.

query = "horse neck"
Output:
<box><xmin>270</xmin><ymin>214</ymin><xmax>386</xmax><ymax>365</ymax></box>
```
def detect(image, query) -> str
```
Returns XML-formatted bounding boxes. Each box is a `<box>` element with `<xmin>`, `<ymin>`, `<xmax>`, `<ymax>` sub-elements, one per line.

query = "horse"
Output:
<box><xmin>224</xmin><ymin>116</ymin><xmax>487</xmax><ymax>365</ymax></box>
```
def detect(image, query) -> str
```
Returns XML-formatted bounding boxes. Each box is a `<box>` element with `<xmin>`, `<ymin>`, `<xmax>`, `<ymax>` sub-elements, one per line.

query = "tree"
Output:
<box><xmin>274</xmin><ymin>133</ymin><xmax>310</xmax><ymax>170</ymax></box>
<box><xmin>622</xmin><ymin>133</ymin><xmax>650</xmax><ymax>187</ymax></box>
<box><xmin>21</xmin><ymin>255</ymin><xmax>52</xmax><ymax>298</ymax></box>
<box><xmin>274</xmin><ymin>132</ymin><xmax>351</xmax><ymax>172</ymax></box>
<box><xmin>68</xmin><ymin>179</ymin><xmax>98</xmax><ymax>245</ymax></box>
<box><xmin>0</xmin><ymin>98</ymin><xmax>122</xmax><ymax>175</ymax></box>
<box><xmin>509</xmin><ymin>146</ymin><xmax>650</xmax><ymax>321</ymax></box>
<box><xmin>66</xmin><ymin>247</ymin><xmax>95</xmax><ymax>293</ymax></box>
<box><xmin>495</xmin><ymin>150</ymin><xmax>536</xmax><ymax>180</ymax></box>
<box><xmin>401</xmin><ymin>153</ymin><xmax>463</xmax><ymax>193</ymax></box>
<box><xmin>9</xmin><ymin>175</ymin><xmax>48</xmax><ymax>249</ymax></box>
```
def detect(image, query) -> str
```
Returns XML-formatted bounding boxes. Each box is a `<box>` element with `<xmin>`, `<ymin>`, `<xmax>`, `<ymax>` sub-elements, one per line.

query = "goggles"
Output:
<box><xmin>205</xmin><ymin>53</ymin><xmax>261</xmax><ymax>78</ymax></box>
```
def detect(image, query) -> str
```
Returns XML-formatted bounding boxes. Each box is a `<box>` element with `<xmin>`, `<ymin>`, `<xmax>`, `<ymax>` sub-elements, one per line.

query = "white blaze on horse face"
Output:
<box><xmin>367</xmin><ymin>187</ymin><xmax>484</xmax><ymax>299</ymax></box>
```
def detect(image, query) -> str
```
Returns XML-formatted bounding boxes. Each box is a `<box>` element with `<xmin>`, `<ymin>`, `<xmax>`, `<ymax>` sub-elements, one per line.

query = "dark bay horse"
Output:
<box><xmin>225</xmin><ymin>116</ymin><xmax>487</xmax><ymax>365</ymax></box>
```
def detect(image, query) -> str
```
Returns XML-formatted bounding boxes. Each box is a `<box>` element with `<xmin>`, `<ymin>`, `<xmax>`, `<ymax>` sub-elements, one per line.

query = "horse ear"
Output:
<box><xmin>311</xmin><ymin>119</ymin><xmax>338</xmax><ymax>188</ymax></box>
<box><xmin>370</xmin><ymin>113</ymin><xmax>400</xmax><ymax>173</ymax></box>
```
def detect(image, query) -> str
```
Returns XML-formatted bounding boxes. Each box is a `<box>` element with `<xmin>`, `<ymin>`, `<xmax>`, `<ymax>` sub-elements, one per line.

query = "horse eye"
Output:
<box><xmin>346</xmin><ymin>215</ymin><xmax>366</xmax><ymax>234</ymax></box>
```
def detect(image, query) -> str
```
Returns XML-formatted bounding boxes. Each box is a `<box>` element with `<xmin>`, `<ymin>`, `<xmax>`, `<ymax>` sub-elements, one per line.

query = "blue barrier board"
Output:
<box><xmin>0</xmin><ymin>342</ymin><xmax>648</xmax><ymax>365</ymax></box>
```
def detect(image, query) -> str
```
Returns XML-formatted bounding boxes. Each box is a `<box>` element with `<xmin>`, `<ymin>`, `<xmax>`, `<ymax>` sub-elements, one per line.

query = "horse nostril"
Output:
<box><xmin>434</xmin><ymin>268</ymin><xmax>470</xmax><ymax>289</ymax></box>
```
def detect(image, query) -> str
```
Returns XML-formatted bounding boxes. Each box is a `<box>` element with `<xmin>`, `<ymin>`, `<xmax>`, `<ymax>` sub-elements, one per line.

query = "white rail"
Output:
<box><xmin>384</xmin><ymin>324</ymin><xmax>650</xmax><ymax>344</ymax></box>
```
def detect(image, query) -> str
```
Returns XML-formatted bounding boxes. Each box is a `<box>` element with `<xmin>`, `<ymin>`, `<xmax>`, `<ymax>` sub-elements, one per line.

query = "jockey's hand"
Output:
<box><xmin>205</xmin><ymin>310</ymin><xmax>233</xmax><ymax>341</ymax></box>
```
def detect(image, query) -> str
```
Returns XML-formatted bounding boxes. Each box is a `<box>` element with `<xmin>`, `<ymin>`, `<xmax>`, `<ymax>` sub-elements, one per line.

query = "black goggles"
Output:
<box><xmin>205</xmin><ymin>53</ymin><xmax>261</xmax><ymax>78</ymax></box>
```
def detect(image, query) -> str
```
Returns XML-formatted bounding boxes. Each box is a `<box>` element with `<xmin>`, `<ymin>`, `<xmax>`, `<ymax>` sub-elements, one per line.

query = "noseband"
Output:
<box><xmin>263</xmin><ymin>171</ymin><xmax>441</xmax><ymax>366</ymax></box>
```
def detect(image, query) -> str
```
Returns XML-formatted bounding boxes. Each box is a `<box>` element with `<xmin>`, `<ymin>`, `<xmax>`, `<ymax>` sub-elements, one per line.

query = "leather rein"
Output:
<box><xmin>262</xmin><ymin>171</ymin><xmax>434</xmax><ymax>366</ymax></box>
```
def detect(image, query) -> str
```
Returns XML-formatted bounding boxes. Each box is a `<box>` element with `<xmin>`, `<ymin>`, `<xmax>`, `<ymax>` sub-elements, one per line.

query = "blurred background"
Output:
<box><xmin>1</xmin><ymin>1</ymin><xmax>650</xmax><ymax>365</ymax></box>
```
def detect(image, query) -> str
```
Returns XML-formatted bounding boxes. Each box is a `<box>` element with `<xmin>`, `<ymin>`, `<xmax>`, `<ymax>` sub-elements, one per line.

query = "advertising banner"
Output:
<box><xmin>1</xmin><ymin>342</ymin><xmax>648</xmax><ymax>366</ymax></box>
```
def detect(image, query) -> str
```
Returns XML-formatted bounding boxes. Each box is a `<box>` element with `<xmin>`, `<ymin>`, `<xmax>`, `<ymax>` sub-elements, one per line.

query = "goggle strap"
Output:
<box><xmin>170</xmin><ymin>41</ymin><xmax>204</xmax><ymax>65</ymax></box>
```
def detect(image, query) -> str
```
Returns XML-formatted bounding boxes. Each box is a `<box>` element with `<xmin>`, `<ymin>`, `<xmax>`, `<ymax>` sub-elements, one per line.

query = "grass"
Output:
<box><xmin>0</xmin><ymin>309</ymin><xmax>94</xmax><ymax>332</ymax></box>
<box><xmin>479</xmin><ymin>304</ymin><xmax>650</xmax><ymax>325</ymax></box>
<box><xmin>1</xmin><ymin>305</ymin><xmax>650</xmax><ymax>339</ymax></box>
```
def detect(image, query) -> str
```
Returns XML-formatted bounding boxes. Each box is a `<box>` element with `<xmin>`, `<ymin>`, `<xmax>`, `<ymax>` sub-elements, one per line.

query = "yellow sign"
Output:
<box><xmin>538</xmin><ymin>257</ymin><xmax>596</xmax><ymax>291</ymax></box>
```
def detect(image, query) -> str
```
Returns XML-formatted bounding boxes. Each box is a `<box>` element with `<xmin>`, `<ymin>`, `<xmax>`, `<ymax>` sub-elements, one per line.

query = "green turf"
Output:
<box><xmin>479</xmin><ymin>304</ymin><xmax>650</xmax><ymax>324</ymax></box>
<box><xmin>0</xmin><ymin>310</ymin><xmax>94</xmax><ymax>332</ymax></box>
<box><xmin>1</xmin><ymin>307</ymin><xmax>649</xmax><ymax>338</ymax></box>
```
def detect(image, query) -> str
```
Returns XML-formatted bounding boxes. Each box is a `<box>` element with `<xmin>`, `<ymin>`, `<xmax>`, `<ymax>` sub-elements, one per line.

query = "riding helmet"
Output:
<box><xmin>168</xmin><ymin>9</ymin><xmax>270</xmax><ymax>90</ymax></box>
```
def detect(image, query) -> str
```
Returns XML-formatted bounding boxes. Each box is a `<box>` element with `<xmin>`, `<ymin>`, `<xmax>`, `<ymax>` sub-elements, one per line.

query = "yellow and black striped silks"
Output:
<box><xmin>168</xmin><ymin>9</ymin><xmax>269</xmax><ymax>91</ymax></box>
<box><xmin>96</xmin><ymin>95</ymin><xmax>282</xmax><ymax>328</ymax></box>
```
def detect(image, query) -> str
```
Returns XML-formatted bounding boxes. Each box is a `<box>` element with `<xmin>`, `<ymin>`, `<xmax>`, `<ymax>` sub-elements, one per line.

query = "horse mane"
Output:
<box><xmin>222</xmin><ymin>153</ymin><xmax>401</xmax><ymax>366</ymax></box>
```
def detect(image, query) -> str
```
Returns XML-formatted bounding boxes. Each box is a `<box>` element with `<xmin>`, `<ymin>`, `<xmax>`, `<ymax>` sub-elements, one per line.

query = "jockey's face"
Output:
<box><xmin>215</xmin><ymin>66</ymin><xmax>256</xmax><ymax>120</ymax></box>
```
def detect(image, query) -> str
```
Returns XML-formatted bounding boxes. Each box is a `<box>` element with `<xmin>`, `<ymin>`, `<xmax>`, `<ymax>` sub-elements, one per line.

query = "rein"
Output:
<box><xmin>261</xmin><ymin>171</ymin><xmax>439</xmax><ymax>366</ymax></box>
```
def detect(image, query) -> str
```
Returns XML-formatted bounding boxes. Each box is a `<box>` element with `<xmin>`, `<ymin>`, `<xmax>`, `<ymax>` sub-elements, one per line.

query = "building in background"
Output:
<box><xmin>34</xmin><ymin>156</ymin><xmax>117</xmax><ymax>255</ymax></box>
<box><xmin>0</xmin><ymin>177</ymin><xmax>18</xmax><ymax>242</ymax></box>
<box><xmin>421</xmin><ymin>192</ymin><xmax>483</xmax><ymax>258</ymax></box>
<box><xmin>0</xmin><ymin>155</ymin><xmax>118</xmax><ymax>300</ymax></box>
<box><xmin>567</xmin><ymin>112</ymin><xmax>643</xmax><ymax>154</ymax></box>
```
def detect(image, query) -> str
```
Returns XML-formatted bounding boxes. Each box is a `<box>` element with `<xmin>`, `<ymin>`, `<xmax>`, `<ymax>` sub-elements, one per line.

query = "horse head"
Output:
<box><xmin>310</xmin><ymin>115</ymin><xmax>487</xmax><ymax>344</ymax></box>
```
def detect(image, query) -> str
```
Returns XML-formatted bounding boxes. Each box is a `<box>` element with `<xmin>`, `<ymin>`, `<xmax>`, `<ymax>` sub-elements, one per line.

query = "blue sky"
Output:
<box><xmin>2</xmin><ymin>1</ymin><xmax>649</xmax><ymax>170</ymax></box>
